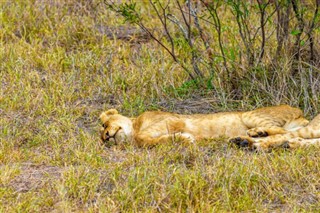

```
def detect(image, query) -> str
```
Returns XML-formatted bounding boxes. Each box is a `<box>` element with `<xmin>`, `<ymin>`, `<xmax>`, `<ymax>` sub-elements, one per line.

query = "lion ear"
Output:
<box><xmin>100</xmin><ymin>112</ymin><xmax>109</xmax><ymax>123</ymax></box>
<box><xmin>105</xmin><ymin>109</ymin><xmax>118</xmax><ymax>115</ymax></box>
<box><xmin>100</xmin><ymin>109</ymin><xmax>119</xmax><ymax>123</ymax></box>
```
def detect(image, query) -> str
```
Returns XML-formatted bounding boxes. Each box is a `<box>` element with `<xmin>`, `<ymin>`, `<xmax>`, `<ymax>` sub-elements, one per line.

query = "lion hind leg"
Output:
<box><xmin>284</xmin><ymin>138</ymin><xmax>320</xmax><ymax>149</ymax></box>
<box><xmin>283</xmin><ymin>117</ymin><xmax>309</xmax><ymax>130</ymax></box>
<box><xmin>230</xmin><ymin>133</ymin><xmax>295</xmax><ymax>151</ymax></box>
<box><xmin>253</xmin><ymin>137</ymin><xmax>320</xmax><ymax>150</ymax></box>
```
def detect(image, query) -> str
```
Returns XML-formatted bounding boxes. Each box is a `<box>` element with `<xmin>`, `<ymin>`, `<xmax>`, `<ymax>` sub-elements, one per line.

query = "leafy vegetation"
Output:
<box><xmin>1</xmin><ymin>0</ymin><xmax>320</xmax><ymax>212</ymax></box>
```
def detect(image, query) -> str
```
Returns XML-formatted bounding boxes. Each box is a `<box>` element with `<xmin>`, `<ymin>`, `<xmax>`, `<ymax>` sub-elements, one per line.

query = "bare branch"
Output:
<box><xmin>256</xmin><ymin>0</ymin><xmax>271</xmax><ymax>65</ymax></box>
<box><xmin>291</xmin><ymin>0</ymin><xmax>305</xmax><ymax>62</ymax></box>
<box><xmin>201</xmin><ymin>1</ymin><xmax>229</xmax><ymax>74</ymax></box>
<box><xmin>306</xmin><ymin>0</ymin><xmax>319</xmax><ymax>64</ymax></box>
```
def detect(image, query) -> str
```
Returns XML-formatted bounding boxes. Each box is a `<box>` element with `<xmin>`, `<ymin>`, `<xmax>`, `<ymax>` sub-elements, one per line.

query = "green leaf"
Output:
<box><xmin>290</xmin><ymin>29</ymin><xmax>301</xmax><ymax>36</ymax></box>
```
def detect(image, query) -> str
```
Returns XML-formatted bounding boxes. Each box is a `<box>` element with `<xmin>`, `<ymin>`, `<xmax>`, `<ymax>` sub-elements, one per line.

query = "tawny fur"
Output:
<box><xmin>100</xmin><ymin>105</ymin><xmax>308</xmax><ymax>147</ymax></box>
<box><xmin>232</xmin><ymin>114</ymin><xmax>320</xmax><ymax>150</ymax></box>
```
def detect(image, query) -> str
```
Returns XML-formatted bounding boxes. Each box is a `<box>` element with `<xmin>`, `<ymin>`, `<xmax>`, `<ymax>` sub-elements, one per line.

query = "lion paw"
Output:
<box><xmin>279</xmin><ymin>138</ymin><xmax>304</xmax><ymax>149</ymax></box>
<box><xmin>229</xmin><ymin>136</ymin><xmax>255</xmax><ymax>149</ymax></box>
<box><xmin>279</xmin><ymin>141</ymin><xmax>291</xmax><ymax>149</ymax></box>
<box><xmin>175</xmin><ymin>132</ymin><xmax>196</xmax><ymax>143</ymax></box>
<box><xmin>247</xmin><ymin>127</ymin><xmax>268</xmax><ymax>137</ymax></box>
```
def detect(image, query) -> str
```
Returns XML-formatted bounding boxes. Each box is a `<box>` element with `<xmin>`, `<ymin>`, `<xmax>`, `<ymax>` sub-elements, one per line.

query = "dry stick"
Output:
<box><xmin>274</xmin><ymin>0</ymin><xmax>291</xmax><ymax>63</ymax></box>
<box><xmin>252</xmin><ymin>2</ymin><xmax>277</xmax><ymax>42</ymax></box>
<box><xmin>306</xmin><ymin>0</ymin><xmax>319</xmax><ymax>65</ymax></box>
<box><xmin>253</xmin><ymin>11</ymin><xmax>277</xmax><ymax>61</ymax></box>
<box><xmin>200</xmin><ymin>1</ymin><xmax>238</xmax><ymax>95</ymax></box>
<box><xmin>256</xmin><ymin>0</ymin><xmax>271</xmax><ymax>65</ymax></box>
<box><xmin>291</xmin><ymin>0</ymin><xmax>305</xmax><ymax>62</ymax></box>
<box><xmin>201</xmin><ymin>1</ymin><xmax>229</xmax><ymax>75</ymax></box>
<box><xmin>187</xmin><ymin>0</ymin><xmax>191</xmax><ymax>43</ymax></box>
<box><xmin>231</xmin><ymin>1</ymin><xmax>254</xmax><ymax>66</ymax></box>
<box><xmin>148</xmin><ymin>0</ymin><xmax>196</xmax><ymax>80</ymax></box>
<box><xmin>139</xmin><ymin>24</ymin><xmax>195</xmax><ymax>80</ymax></box>
<box><xmin>299</xmin><ymin>62</ymin><xmax>310</xmax><ymax>111</ymax></box>
<box><xmin>149</xmin><ymin>1</ymin><xmax>176</xmax><ymax>60</ymax></box>
<box><xmin>170</xmin><ymin>1</ymin><xmax>220</xmax><ymax>75</ymax></box>
<box><xmin>176</xmin><ymin>0</ymin><xmax>203</xmax><ymax>78</ymax></box>
<box><xmin>291</xmin><ymin>0</ymin><xmax>310</xmax><ymax>110</ymax></box>
<box><xmin>159</xmin><ymin>1</ymin><xmax>175</xmax><ymax>54</ymax></box>
<box><xmin>239</xmin><ymin>2</ymin><xmax>254</xmax><ymax>66</ymax></box>
<box><xmin>175</xmin><ymin>0</ymin><xmax>190</xmax><ymax>40</ymax></box>
<box><xmin>107</xmin><ymin>0</ymin><xmax>196</xmax><ymax>80</ymax></box>
<box><xmin>275</xmin><ymin>0</ymin><xmax>282</xmax><ymax>59</ymax></box>
<box><xmin>190</xmin><ymin>3</ymin><xmax>210</xmax><ymax>53</ymax></box>
<box><xmin>190</xmin><ymin>2</ymin><xmax>214</xmax><ymax>72</ymax></box>
<box><xmin>305</xmin><ymin>1</ymin><xmax>320</xmax><ymax>111</ymax></box>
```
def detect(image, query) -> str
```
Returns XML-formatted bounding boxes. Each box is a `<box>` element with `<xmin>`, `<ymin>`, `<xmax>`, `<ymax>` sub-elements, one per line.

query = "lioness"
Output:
<box><xmin>230</xmin><ymin>113</ymin><xmax>320</xmax><ymax>150</ymax></box>
<box><xmin>99</xmin><ymin>105</ymin><xmax>309</xmax><ymax>147</ymax></box>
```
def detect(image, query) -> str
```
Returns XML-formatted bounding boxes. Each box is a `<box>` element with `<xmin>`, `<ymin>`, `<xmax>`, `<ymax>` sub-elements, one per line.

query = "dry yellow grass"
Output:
<box><xmin>1</xmin><ymin>1</ymin><xmax>320</xmax><ymax>212</ymax></box>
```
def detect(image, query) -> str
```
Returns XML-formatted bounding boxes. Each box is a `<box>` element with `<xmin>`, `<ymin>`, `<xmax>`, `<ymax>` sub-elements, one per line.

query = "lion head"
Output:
<box><xmin>99</xmin><ymin>109</ymin><xmax>133</xmax><ymax>145</ymax></box>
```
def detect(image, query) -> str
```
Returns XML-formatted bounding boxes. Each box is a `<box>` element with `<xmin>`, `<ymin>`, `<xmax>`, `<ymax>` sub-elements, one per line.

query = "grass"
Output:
<box><xmin>1</xmin><ymin>1</ymin><xmax>320</xmax><ymax>212</ymax></box>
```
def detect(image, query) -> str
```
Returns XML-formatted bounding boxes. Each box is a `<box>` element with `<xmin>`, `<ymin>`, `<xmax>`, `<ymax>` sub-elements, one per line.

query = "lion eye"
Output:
<box><xmin>102</xmin><ymin>123</ymin><xmax>107</xmax><ymax>128</ymax></box>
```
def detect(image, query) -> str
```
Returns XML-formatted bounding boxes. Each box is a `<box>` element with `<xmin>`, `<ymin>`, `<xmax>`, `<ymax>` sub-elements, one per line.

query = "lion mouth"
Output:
<box><xmin>103</xmin><ymin>128</ymin><xmax>121</xmax><ymax>145</ymax></box>
<box><xmin>104</xmin><ymin>136</ymin><xmax>115</xmax><ymax>142</ymax></box>
<box><xmin>103</xmin><ymin>136</ymin><xmax>117</xmax><ymax>147</ymax></box>
<box><xmin>103</xmin><ymin>135</ymin><xmax>116</xmax><ymax>143</ymax></box>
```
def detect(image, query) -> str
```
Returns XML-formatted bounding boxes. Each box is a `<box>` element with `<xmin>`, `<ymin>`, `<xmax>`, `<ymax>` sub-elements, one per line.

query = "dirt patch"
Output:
<box><xmin>9</xmin><ymin>164</ymin><xmax>63</xmax><ymax>193</ymax></box>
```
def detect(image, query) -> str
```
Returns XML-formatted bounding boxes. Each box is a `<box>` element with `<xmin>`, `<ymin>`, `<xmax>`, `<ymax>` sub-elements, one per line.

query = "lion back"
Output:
<box><xmin>241</xmin><ymin>105</ymin><xmax>309</xmax><ymax>130</ymax></box>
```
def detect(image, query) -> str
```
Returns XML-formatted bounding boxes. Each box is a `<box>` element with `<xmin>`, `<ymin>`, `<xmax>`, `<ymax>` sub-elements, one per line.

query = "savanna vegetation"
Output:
<box><xmin>0</xmin><ymin>0</ymin><xmax>320</xmax><ymax>212</ymax></box>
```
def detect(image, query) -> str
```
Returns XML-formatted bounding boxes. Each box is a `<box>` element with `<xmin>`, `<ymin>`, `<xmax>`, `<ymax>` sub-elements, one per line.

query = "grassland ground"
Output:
<box><xmin>1</xmin><ymin>1</ymin><xmax>320</xmax><ymax>212</ymax></box>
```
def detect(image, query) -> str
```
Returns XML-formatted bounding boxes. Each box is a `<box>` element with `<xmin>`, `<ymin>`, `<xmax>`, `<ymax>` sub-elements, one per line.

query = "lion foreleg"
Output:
<box><xmin>134</xmin><ymin>132</ymin><xmax>195</xmax><ymax>147</ymax></box>
<box><xmin>246</xmin><ymin>126</ymin><xmax>288</xmax><ymax>137</ymax></box>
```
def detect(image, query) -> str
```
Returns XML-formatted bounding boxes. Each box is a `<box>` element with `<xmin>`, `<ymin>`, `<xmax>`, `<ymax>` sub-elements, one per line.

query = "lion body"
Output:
<box><xmin>100</xmin><ymin>105</ymin><xmax>309</xmax><ymax>147</ymax></box>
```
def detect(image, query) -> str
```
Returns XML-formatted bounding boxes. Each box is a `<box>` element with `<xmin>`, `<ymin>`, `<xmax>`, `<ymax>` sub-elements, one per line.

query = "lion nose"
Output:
<box><xmin>105</xmin><ymin>132</ymin><xmax>110</xmax><ymax>140</ymax></box>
